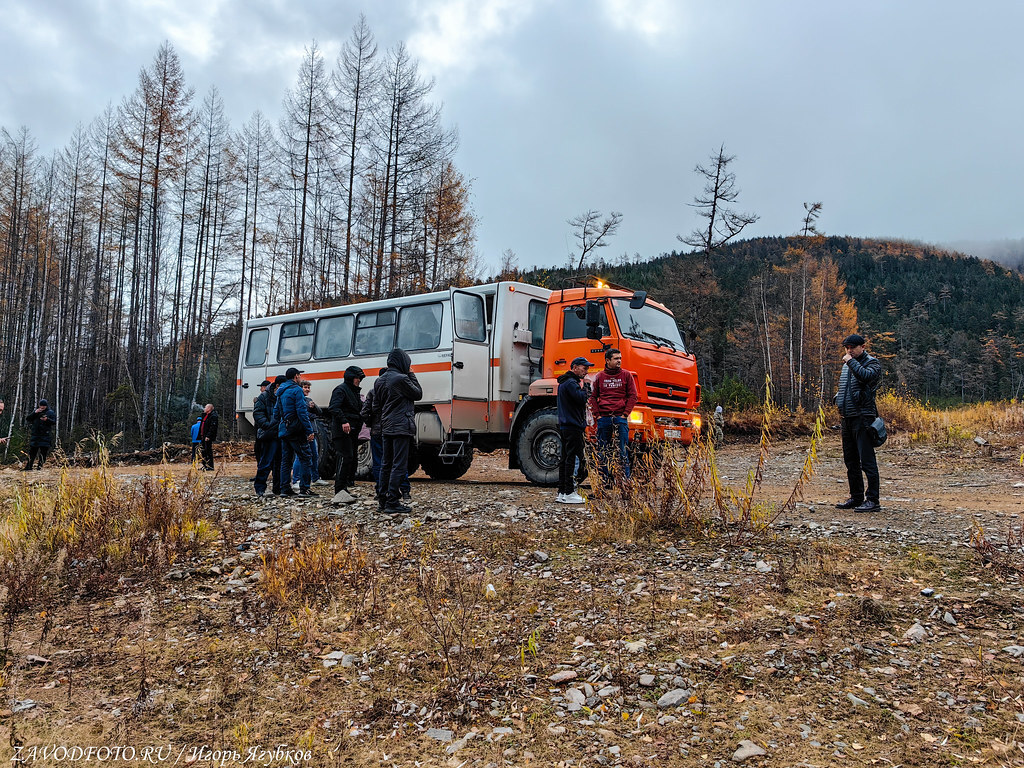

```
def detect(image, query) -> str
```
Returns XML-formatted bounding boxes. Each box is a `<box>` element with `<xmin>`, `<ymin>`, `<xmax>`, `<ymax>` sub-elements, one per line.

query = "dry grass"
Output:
<box><xmin>877</xmin><ymin>391</ymin><xmax>1024</xmax><ymax>444</ymax></box>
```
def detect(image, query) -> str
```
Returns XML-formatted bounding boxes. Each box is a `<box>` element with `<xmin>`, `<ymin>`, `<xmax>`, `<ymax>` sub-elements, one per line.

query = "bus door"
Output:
<box><xmin>450</xmin><ymin>290</ymin><xmax>490</xmax><ymax>431</ymax></box>
<box><xmin>238</xmin><ymin>325</ymin><xmax>272</xmax><ymax>412</ymax></box>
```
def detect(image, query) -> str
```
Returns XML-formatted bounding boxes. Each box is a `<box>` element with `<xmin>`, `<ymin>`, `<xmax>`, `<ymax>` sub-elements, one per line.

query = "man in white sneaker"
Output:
<box><xmin>556</xmin><ymin>356</ymin><xmax>593</xmax><ymax>504</ymax></box>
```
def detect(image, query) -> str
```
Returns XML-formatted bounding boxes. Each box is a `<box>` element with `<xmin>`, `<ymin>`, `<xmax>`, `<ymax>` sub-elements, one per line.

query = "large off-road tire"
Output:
<box><xmin>515</xmin><ymin>407</ymin><xmax>561</xmax><ymax>486</ymax></box>
<box><xmin>419</xmin><ymin>444</ymin><xmax>473</xmax><ymax>481</ymax></box>
<box><xmin>355</xmin><ymin>439</ymin><xmax>372</xmax><ymax>479</ymax></box>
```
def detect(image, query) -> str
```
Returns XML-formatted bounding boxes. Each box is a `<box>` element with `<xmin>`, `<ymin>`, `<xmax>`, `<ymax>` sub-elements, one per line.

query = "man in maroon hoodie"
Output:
<box><xmin>589</xmin><ymin>348</ymin><xmax>638</xmax><ymax>486</ymax></box>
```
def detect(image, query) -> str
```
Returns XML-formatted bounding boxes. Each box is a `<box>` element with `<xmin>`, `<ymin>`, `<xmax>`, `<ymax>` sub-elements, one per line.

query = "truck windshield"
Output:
<box><xmin>611</xmin><ymin>299</ymin><xmax>686</xmax><ymax>353</ymax></box>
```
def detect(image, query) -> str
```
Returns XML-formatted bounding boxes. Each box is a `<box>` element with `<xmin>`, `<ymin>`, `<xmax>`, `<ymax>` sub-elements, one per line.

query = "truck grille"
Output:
<box><xmin>646</xmin><ymin>380</ymin><xmax>689</xmax><ymax>405</ymax></box>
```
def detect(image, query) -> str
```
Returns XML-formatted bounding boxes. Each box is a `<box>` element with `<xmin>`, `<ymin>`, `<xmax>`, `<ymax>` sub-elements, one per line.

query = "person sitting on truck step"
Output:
<box><xmin>590</xmin><ymin>348</ymin><xmax>638</xmax><ymax>487</ymax></box>
<box><xmin>373</xmin><ymin>349</ymin><xmax>423</xmax><ymax>516</ymax></box>
<box><xmin>556</xmin><ymin>356</ymin><xmax>593</xmax><ymax>505</ymax></box>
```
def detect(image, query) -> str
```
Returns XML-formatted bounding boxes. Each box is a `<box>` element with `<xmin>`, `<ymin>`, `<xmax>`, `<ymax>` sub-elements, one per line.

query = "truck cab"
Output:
<box><xmin>510</xmin><ymin>279</ymin><xmax>701</xmax><ymax>485</ymax></box>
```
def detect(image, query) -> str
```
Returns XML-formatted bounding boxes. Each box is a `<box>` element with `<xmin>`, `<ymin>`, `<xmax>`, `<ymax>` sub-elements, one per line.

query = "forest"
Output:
<box><xmin>0</xmin><ymin>18</ymin><xmax>476</xmax><ymax>453</ymax></box>
<box><xmin>521</xmin><ymin>235</ymin><xmax>1024</xmax><ymax>410</ymax></box>
<box><xmin>3</xmin><ymin>23</ymin><xmax>1022</xmax><ymax>456</ymax></box>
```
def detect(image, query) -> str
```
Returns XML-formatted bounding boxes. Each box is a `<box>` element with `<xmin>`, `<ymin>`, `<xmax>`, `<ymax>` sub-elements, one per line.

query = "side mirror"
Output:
<box><xmin>585</xmin><ymin>300</ymin><xmax>601</xmax><ymax>326</ymax></box>
<box><xmin>586</xmin><ymin>326</ymin><xmax>603</xmax><ymax>340</ymax></box>
<box><xmin>629</xmin><ymin>291</ymin><xmax>647</xmax><ymax>310</ymax></box>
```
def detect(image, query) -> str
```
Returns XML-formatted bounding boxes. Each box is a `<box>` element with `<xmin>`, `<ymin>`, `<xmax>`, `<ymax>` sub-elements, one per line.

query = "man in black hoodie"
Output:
<box><xmin>329</xmin><ymin>365</ymin><xmax>365</xmax><ymax>504</ymax></box>
<box><xmin>373</xmin><ymin>349</ymin><xmax>422</xmax><ymax>514</ymax></box>
<box><xmin>556</xmin><ymin>357</ymin><xmax>593</xmax><ymax>504</ymax></box>
<box><xmin>253</xmin><ymin>375</ymin><xmax>285</xmax><ymax>497</ymax></box>
<box><xmin>25</xmin><ymin>398</ymin><xmax>57</xmax><ymax>470</ymax></box>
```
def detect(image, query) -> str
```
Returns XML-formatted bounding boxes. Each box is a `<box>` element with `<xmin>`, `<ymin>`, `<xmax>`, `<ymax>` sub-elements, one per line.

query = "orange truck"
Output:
<box><xmin>236</xmin><ymin>276</ymin><xmax>701</xmax><ymax>485</ymax></box>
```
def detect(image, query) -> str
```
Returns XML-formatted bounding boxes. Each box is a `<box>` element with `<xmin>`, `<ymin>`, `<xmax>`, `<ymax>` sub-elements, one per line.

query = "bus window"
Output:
<box><xmin>397</xmin><ymin>303</ymin><xmax>443</xmax><ymax>351</ymax></box>
<box><xmin>454</xmin><ymin>292</ymin><xmax>486</xmax><ymax>342</ymax></box>
<box><xmin>528</xmin><ymin>300</ymin><xmax>546</xmax><ymax>350</ymax></box>
<box><xmin>278</xmin><ymin>320</ymin><xmax>315</xmax><ymax>362</ymax></box>
<box><xmin>354</xmin><ymin>309</ymin><xmax>396</xmax><ymax>355</ymax></box>
<box><xmin>245</xmin><ymin>328</ymin><xmax>269</xmax><ymax>366</ymax></box>
<box><xmin>315</xmin><ymin>315</ymin><xmax>354</xmax><ymax>359</ymax></box>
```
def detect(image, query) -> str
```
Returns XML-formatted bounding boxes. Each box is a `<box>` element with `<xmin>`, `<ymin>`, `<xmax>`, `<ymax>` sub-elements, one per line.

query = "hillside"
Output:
<box><xmin>520</xmin><ymin>237</ymin><xmax>1024</xmax><ymax>408</ymax></box>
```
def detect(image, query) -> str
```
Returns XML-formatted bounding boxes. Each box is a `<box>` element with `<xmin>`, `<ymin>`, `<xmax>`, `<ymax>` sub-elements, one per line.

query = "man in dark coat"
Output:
<box><xmin>361</xmin><ymin>372</ymin><xmax>411</xmax><ymax>503</ymax></box>
<box><xmin>275</xmin><ymin>367</ymin><xmax>315</xmax><ymax>496</ymax></box>
<box><xmin>328</xmin><ymin>366</ymin><xmax>365</xmax><ymax>504</ymax></box>
<box><xmin>373</xmin><ymin>349</ymin><xmax>422</xmax><ymax>514</ymax></box>
<box><xmin>556</xmin><ymin>357</ymin><xmax>592</xmax><ymax>504</ymax></box>
<box><xmin>252</xmin><ymin>379</ymin><xmax>270</xmax><ymax>464</ymax></box>
<box><xmin>253</xmin><ymin>375</ymin><xmax>285</xmax><ymax>497</ymax></box>
<box><xmin>25</xmin><ymin>398</ymin><xmax>57</xmax><ymax>470</ymax></box>
<box><xmin>834</xmin><ymin>333</ymin><xmax>884</xmax><ymax>513</ymax></box>
<box><xmin>198</xmin><ymin>403</ymin><xmax>219</xmax><ymax>471</ymax></box>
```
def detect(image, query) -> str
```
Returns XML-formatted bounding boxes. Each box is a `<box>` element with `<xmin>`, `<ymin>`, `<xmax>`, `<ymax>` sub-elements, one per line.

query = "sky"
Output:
<box><xmin>2</xmin><ymin>0</ymin><xmax>1023</xmax><ymax>274</ymax></box>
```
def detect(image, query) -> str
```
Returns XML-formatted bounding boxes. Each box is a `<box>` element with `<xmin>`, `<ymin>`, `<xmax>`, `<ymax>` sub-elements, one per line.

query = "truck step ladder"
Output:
<box><xmin>437</xmin><ymin>431</ymin><xmax>472</xmax><ymax>464</ymax></box>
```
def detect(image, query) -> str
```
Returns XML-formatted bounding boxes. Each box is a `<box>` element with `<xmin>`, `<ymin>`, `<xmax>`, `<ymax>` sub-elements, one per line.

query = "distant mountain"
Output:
<box><xmin>518</xmin><ymin>236</ymin><xmax>1024</xmax><ymax>406</ymax></box>
<box><xmin>943</xmin><ymin>239</ymin><xmax>1024</xmax><ymax>272</ymax></box>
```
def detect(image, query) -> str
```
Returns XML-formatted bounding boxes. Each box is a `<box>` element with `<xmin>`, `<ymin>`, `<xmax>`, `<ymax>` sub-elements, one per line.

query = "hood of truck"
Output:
<box><xmin>623</xmin><ymin>344</ymin><xmax>700</xmax><ymax>410</ymax></box>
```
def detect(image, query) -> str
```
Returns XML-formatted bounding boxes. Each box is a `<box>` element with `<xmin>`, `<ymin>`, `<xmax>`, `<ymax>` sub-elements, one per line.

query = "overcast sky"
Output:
<box><xmin>2</xmin><ymin>0</ymin><xmax>1022</xmax><ymax>273</ymax></box>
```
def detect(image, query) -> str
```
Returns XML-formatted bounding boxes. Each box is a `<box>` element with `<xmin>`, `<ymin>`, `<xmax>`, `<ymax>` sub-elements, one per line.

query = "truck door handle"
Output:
<box><xmin>555</xmin><ymin>358</ymin><xmax>566</xmax><ymax>365</ymax></box>
<box><xmin>242</xmin><ymin>383</ymin><xmax>249</xmax><ymax>388</ymax></box>
<box><xmin>453</xmin><ymin>361</ymin><xmax>465</xmax><ymax>369</ymax></box>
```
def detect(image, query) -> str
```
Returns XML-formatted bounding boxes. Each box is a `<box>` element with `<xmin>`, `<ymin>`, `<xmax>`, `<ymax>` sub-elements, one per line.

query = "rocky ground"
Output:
<box><xmin>2</xmin><ymin>432</ymin><xmax>1024</xmax><ymax>767</ymax></box>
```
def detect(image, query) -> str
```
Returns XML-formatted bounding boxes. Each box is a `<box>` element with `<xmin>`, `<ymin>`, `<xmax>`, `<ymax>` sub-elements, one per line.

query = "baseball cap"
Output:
<box><xmin>258</xmin><ymin>379</ymin><xmax>271</xmax><ymax>387</ymax></box>
<box><xmin>284</xmin><ymin>367</ymin><xmax>304</xmax><ymax>380</ymax></box>
<box><xmin>570</xmin><ymin>357</ymin><xmax>594</xmax><ymax>368</ymax></box>
<box><xmin>842</xmin><ymin>334</ymin><xmax>866</xmax><ymax>347</ymax></box>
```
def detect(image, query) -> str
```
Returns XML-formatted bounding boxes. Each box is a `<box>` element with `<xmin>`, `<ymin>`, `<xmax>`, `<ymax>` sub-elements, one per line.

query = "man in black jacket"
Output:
<box><xmin>329</xmin><ymin>365</ymin><xmax>365</xmax><ymax>504</ymax></box>
<box><xmin>25</xmin><ymin>398</ymin><xmax>57</xmax><ymax>470</ymax></box>
<box><xmin>557</xmin><ymin>357</ymin><xmax>593</xmax><ymax>504</ymax></box>
<box><xmin>198</xmin><ymin>403</ymin><xmax>219</xmax><ymax>471</ymax></box>
<box><xmin>253</xmin><ymin>375</ymin><xmax>284</xmax><ymax>497</ymax></box>
<box><xmin>253</xmin><ymin>379</ymin><xmax>270</xmax><ymax>464</ymax></box>
<box><xmin>373</xmin><ymin>349</ymin><xmax>422</xmax><ymax>515</ymax></box>
<box><xmin>834</xmin><ymin>334</ymin><xmax>883</xmax><ymax>513</ymax></box>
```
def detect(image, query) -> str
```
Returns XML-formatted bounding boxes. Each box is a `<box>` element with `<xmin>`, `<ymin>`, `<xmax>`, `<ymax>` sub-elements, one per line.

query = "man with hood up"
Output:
<box><xmin>556</xmin><ymin>357</ymin><xmax>593</xmax><ymax>504</ymax></box>
<box><xmin>372</xmin><ymin>349</ymin><xmax>422</xmax><ymax>515</ymax></box>
<box><xmin>328</xmin><ymin>365</ymin><xmax>365</xmax><ymax>504</ymax></box>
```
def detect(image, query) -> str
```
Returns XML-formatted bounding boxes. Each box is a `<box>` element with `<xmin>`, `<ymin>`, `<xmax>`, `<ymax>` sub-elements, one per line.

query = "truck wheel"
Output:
<box><xmin>516</xmin><ymin>407</ymin><xmax>561</xmax><ymax>486</ymax></box>
<box><xmin>355</xmin><ymin>440</ymin><xmax>373</xmax><ymax>479</ymax></box>
<box><xmin>419</xmin><ymin>444</ymin><xmax>473</xmax><ymax>481</ymax></box>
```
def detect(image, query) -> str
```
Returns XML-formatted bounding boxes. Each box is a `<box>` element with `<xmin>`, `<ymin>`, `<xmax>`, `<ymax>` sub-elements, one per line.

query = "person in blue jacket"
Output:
<box><xmin>189</xmin><ymin>416</ymin><xmax>202</xmax><ymax>463</ymax></box>
<box><xmin>274</xmin><ymin>367</ymin><xmax>315</xmax><ymax>496</ymax></box>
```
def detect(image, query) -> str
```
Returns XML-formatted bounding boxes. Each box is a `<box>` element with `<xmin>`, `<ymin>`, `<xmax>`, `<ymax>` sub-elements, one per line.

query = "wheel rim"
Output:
<box><xmin>532</xmin><ymin>428</ymin><xmax>561</xmax><ymax>472</ymax></box>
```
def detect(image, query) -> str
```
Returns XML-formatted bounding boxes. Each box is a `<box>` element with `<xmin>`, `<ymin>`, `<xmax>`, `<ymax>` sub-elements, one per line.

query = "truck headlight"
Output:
<box><xmin>692</xmin><ymin>415</ymin><xmax>702</xmax><ymax>432</ymax></box>
<box><xmin>628</xmin><ymin>410</ymin><xmax>644</xmax><ymax>424</ymax></box>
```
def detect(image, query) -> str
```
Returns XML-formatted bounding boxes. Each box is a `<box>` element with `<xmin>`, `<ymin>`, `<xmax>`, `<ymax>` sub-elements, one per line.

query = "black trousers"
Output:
<box><xmin>841</xmin><ymin>416</ymin><xmax>879</xmax><ymax>503</ymax></box>
<box><xmin>558</xmin><ymin>426</ymin><xmax>588</xmax><ymax>495</ymax></box>
<box><xmin>25</xmin><ymin>445</ymin><xmax>49</xmax><ymax>470</ymax></box>
<box><xmin>381</xmin><ymin>435</ymin><xmax>411</xmax><ymax>508</ymax></box>
<box><xmin>200</xmin><ymin>439</ymin><xmax>215</xmax><ymax>471</ymax></box>
<box><xmin>334</xmin><ymin>430</ymin><xmax>359</xmax><ymax>493</ymax></box>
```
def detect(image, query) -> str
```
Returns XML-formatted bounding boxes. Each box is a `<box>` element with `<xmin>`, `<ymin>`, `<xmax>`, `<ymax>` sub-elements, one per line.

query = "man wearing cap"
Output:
<box><xmin>590</xmin><ymin>348</ymin><xmax>639</xmax><ymax>487</ymax></box>
<box><xmin>328</xmin><ymin>365</ymin><xmax>365</xmax><ymax>504</ymax></box>
<box><xmin>198</xmin><ymin>403</ymin><xmax>219</xmax><ymax>471</ymax></box>
<box><xmin>556</xmin><ymin>356</ymin><xmax>593</xmax><ymax>504</ymax></box>
<box><xmin>253</xmin><ymin>375</ymin><xmax>285</xmax><ymax>497</ymax></box>
<box><xmin>835</xmin><ymin>333</ymin><xmax>883</xmax><ymax>513</ymax></box>
<box><xmin>25</xmin><ymin>398</ymin><xmax>57</xmax><ymax>470</ymax></box>
<box><xmin>252</xmin><ymin>379</ymin><xmax>271</xmax><ymax>464</ymax></box>
<box><xmin>275</xmin><ymin>367</ymin><xmax>316</xmax><ymax>496</ymax></box>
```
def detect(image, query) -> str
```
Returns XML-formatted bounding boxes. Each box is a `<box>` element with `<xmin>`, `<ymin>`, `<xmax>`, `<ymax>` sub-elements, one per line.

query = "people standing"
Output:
<box><xmin>189</xmin><ymin>416</ymin><xmax>203</xmax><ymax>463</ymax></box>
<box><xmin>556</xmin><ymin>356</ymin><xmax>593</xmax><ymax>504</ymax></box>
<box><xmin>25</xmin><ymin>399</ymin><xmax>57</xmax><ymax>470</ymax></box>
<box><xmin>712</xmin><ymin>405</ymin><xmax>725</xmax><ymax>447</ymax></box>
<box><xmin>834</xmin><ymin>333</ymin><xmax>883</xmax><ymax>513</ymax></box>
<box><xmin>292</xmin><ymin>380</ymin><xmax>329</xmax><ymax>487</ymax></box>
<box><xmin>198</xmin><ymin>404</ymin><xmax>219</xmax><ymax>471</ymax></box>
<box><xmin>373</xmin><ymin>349</ymin><xmax>422</xmax><ymax>515</ymax></box>
<box><xmin>253</xmin><ymin>374</ymin><xmax>285</xmax><ymax>498</ymax></box>
<box><xmin>329</xmin><ymin>366</ymin><xmax>365</xmax><ymax>504</ymax></box>
<box><xmin>275</xmin><ymin>367</ymin><xmax>315</xmax><ymax>497</ymax></box>
<box><xmin>590</xmin><ymin>348</ymin><xmax>638</xmax><ymax>487</ymax></box>
<box><xmin>0</xmin><ymin>398</ymin><xmax>8</xmax><ymax>446</ymax></box>
<box><xmin>361</xmin><ymin>370</ymin><xmax>412</xmax><ymax>504</ymax></box>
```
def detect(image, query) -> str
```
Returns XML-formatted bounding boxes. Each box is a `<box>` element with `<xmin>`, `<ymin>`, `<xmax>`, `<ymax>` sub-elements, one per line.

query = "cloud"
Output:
<box><xmin>406</xmin><ymin>0</ymin><xmax>536</xmax><ymax>79</ymax></box>
<box><xmin>599</xmin><ymin>0</ymin><xmax>681</xmax><ymax>43</ymax></box>
<box><xmin>136</xmin><ymin>0</ymin><xmax>228</xmax><ymax>62</ymax></box>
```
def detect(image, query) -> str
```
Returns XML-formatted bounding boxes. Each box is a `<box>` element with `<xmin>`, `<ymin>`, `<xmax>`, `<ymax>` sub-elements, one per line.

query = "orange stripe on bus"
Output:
<box><xmin>296</xmin><ymin>362</ymin><xmax>453</xmax><ymax>381</ymax></box>
<box><xmin>489</xmin><ymin>358</ymin><xmax>500</xmax><ymax>367</ymax></box>
<box><xmin>412</xmin><ymin>362</ymin><xmax>452</xmax><ymax>373</ymax></box>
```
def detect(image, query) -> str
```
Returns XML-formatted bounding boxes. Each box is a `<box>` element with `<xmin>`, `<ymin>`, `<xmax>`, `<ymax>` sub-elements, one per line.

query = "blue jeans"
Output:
<box><xmin>281</xmin><ymin>436</ymin><xmax>312</xmax><ymax>491</ymax></box>
<box><xmin>254</xmin><ymin>437</ymin><xmax>281</xmax><ymax>495</ymax></box>
<box><xmin>293</xmin><ymin>438</ymin><xmax>319</xmax><ymax>482</ymax></box>
<box><xmin>596</xmin><ymin>415</ymin><xmax>630</xmax><ymax>484</ymax></box>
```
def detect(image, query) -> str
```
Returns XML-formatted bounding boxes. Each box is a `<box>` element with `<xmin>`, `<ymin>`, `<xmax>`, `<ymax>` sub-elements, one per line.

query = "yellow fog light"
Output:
<box><xmin>629</xmin><ymin>410</ymin><xmax>644</xmax><ymax>424</ymax></box>
<box><xmin>692</xmin><ymin>415</ymin><xmax>702</xmax><ymax>432</ymax></box>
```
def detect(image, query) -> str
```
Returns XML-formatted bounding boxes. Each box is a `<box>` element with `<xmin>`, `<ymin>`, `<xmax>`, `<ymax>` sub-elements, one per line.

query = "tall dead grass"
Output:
<box><xmin>877</xmin><ymin>392</ymin><xmax>1024</xmax><ymax>443</ymax></box>
<box><xmin>0</xmin><ymin>466</ymin><xmax>216</xmax><ymax>631</ymax></box>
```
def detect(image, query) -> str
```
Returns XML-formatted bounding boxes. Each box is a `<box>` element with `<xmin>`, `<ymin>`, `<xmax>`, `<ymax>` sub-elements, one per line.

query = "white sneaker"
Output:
<box><xmin>562</xmin><ymin>492</ymin><xmax>585</xmax><ymax>504</ymax></box>
<box><xmin>314</xmin><ymin>479</ymin><xmax>332</xmax><ymax>486</ymax></box>
<box><xmin>555</xmin><ymin>493</ymin><xmax>567</xmax><ymax>504</ymax></box>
